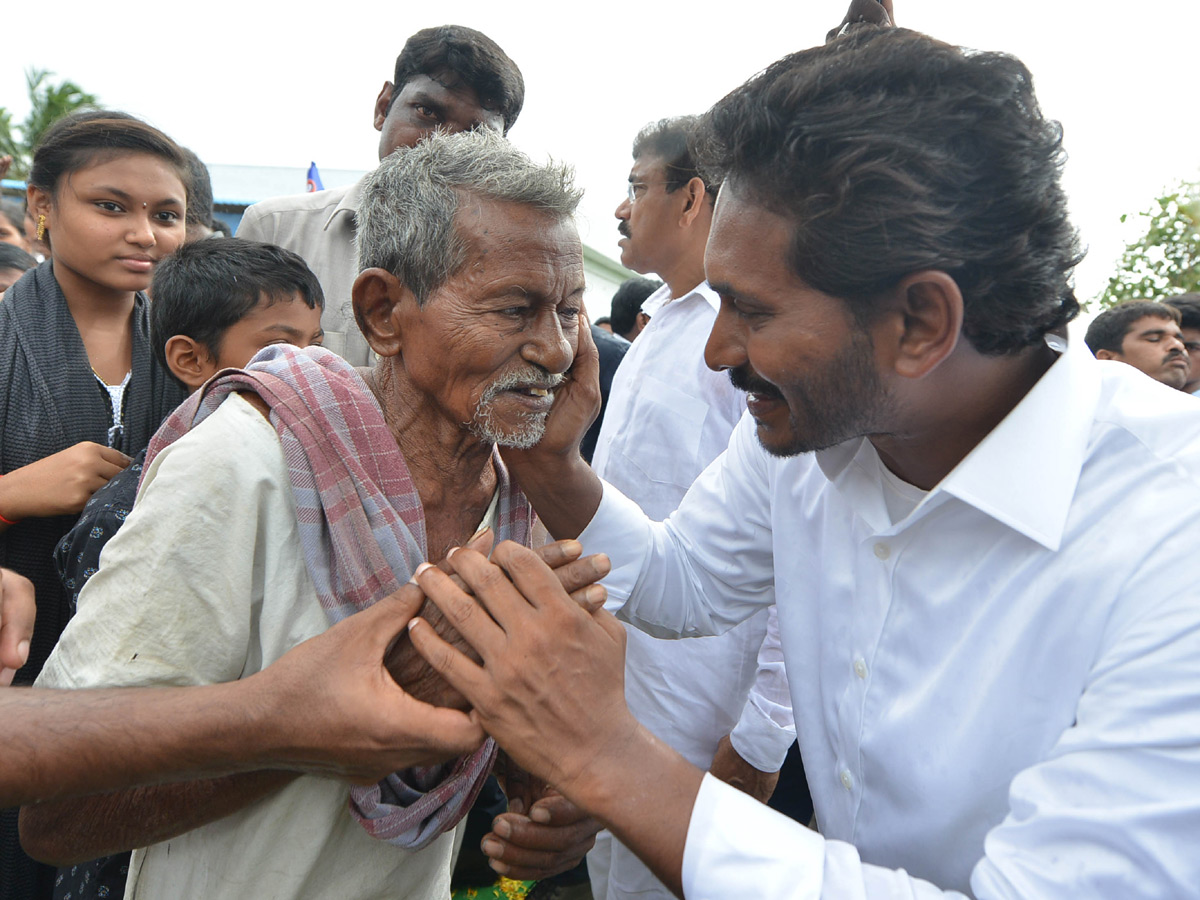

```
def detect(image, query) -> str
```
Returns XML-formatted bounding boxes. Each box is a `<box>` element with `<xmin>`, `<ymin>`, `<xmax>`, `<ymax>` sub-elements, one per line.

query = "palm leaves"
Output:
<box><xmin>0</xmin><ymin>68</ymin><xmax>99</xmax><ymax>181</ymax></box>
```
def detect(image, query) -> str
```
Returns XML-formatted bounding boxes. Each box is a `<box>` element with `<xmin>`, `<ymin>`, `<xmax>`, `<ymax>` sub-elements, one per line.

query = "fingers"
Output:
<box><xmin>406</xmin><ymin>605</ymin><xmax>490</xmax><ymax>706</ymax></box>
<box><xmin>480</xmin><ymin>541</ymin><xmax>578</xmax><ymax>613</ymax></box>
<box><xmin>355</xmin><ymin>582</ymin><xmax>427</xmax><ymax>653</ymax></box>
<box><xmin>96</xmin><ymin>445</ymin><xmax>133</xmax><ymax>468</ymax></box>
<box><xmin>481</xmin><ymin>809</ymin><xmax>601</xmax><ymax>879</ymax></box>
<box><xmin>414</xmin><ymin>557</ymin><xmax>514</xmax><ymax>652</ymax></box>
<box><xmin>388</xmin><ymin>696</ymin><xmax>488</xmax><ymax>764</ymax></box>
<box><xmin>553</xmin><ymin>551</ymin><xmax>611</xmax><ymax>598</ymax></box>
<box><xmin>0</xmin><ymin>568</ymin><xmax>35</xmax><ymax>685</ymax></box>
<box><xmin>528</xmin><ymin>791</ymin><xmax>592</xmax><ymax>826</ymax></box>
<box><xmin>534</xmin><ymin>538</ymin><xmax>583</xmax><ymax>569</ymax></box>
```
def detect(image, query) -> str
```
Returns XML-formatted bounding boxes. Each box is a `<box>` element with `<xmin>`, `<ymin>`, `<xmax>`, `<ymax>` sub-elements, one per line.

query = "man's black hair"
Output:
<box><xmin>633</xmin><ymin>116</ymin><xmax>718</xmax><ymax>199</ymax></box>
<box><xmin>610</xmin><ymin>276</ymin><xmax>662</xmax><ymax>338</ymax></box>
<box><xmin>1163</xmin><ymin>293</ymin><xmax>1200</xmax><ymax>331</ymax></box>
<box><xmin>1084</xmin><ymin>301</ymin><xmax>1180</xmax><ymax>355</ymax></box>
<box><xmin>150</xmin><ymin>240</ymin><xmax>324</xmax><ymax>377</ymax></box>
<box><xmin>180</xmin><ymin>147</ymin><xmax>214</xmax><ymax>230</ymax></box>
<box><xmin>390</xmin><ymin>25</ymin><xmax>524</xmax><ymax>134</ymax></box>
<box><xmin>694</xmin><ymin>27</ymin><xmax>1084</xmax><ymax>355</ymax></box>
<box><xmin>0</xmin><ymin>243</ymin><xmax>37</xmax><ymax>273</ymax></box>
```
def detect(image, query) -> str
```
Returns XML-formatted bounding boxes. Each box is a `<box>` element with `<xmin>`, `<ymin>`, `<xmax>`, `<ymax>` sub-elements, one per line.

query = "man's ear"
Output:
<box><xmin>1094</xmin><ymin>348</ymin><xmax>1121</xmax><ymax>361</ymax></box>
<box><xmin>353</xmin><ymin>267</ymin><xmax>410</xmax><ymax>357</ymax></box>
<box><xmin>373</xmin><ymin>82</ymin><xmax>394</xmax><ymax>132</ymax></box>
<box><xmin>678</xmin><ymin>177</ymin><xmax>711</xmax><ymax>228</ymax></box>
<box><xmin>163</xmin><ymin>335</ymin><xmax>217</xmax><ymax>391</ymax></box>
<box><xmin>883</xmin><ymin>270</ymin><xmax>963</xmax><ymax>380</ymax></box>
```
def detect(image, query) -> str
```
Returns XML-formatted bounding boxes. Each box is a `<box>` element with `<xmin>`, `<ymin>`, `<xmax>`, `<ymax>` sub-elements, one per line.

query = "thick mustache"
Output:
<box><xmin>617</xmin><ymin>222</ymin><xmax>631</xmax><ymax>239</ymax></box>
<box><xmin>728</xmin><ymin>366</ymin><xmax>782</xmax><ymax>398</ymax></box>
<box><xmin>480</xmin><ymin>368</ymin><xmax>566</xmax><ymax>402</ymax></box>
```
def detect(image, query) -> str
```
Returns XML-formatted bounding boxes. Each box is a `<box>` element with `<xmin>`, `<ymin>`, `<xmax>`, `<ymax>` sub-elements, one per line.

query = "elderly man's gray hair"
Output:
<box><xmin>356</xmin><ymin>129</ymin><xmax>582</xmax><ymax>305</ymax></box>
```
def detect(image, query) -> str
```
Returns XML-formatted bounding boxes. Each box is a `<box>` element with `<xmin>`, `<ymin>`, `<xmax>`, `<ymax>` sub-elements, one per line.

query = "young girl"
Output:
<box><xmin>0</xmin><ymin>108</ymin><xmax>191</xmax><ymax>899</ymax></box>
<box><xmin>0</xmin><ymin>111</ymin><xmax>190</xmax><ymax>682</ymax></box>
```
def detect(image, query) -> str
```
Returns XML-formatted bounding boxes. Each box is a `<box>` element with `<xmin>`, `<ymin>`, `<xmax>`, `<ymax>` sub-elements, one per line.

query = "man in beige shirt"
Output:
<box><xmin>237</xmin><ymin>25</ymin><xmax>525</xmax><ymax>364</ymax></box>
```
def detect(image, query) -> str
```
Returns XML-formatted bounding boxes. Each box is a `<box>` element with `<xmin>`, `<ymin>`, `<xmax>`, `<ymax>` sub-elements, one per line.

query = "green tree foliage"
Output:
<box><xmin>0</xmin><ymin>69</ymin><xmax>99</xmax><ymax>181</ymax></box>
<box><xmin>1098</xmin><ymin>180</ymin><xmax>1200</xmax><ymax>308</ymax></box>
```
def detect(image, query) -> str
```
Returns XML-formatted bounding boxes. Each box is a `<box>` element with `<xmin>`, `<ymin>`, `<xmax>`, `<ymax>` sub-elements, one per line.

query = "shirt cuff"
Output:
<box><xmin>729</xmin><ymin>700</ymin><xmax>797</xmax><ymax>773</ymax></box>
<box><xmin>682</xmin><ymin>773</ymin><xmax>824</xmax><ymax>899</ymax></box>
<box><xmin>578</xmin><ymin>478</ymin><xmax>654</xmax><ymax>610</ymax></box>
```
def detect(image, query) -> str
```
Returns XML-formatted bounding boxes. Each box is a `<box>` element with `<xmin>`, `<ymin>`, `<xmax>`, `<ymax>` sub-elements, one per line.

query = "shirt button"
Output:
<box><xmin>840</xmin><ymin>768</ymin><xmax>854</xmax><ymax>791</ymax></box>
<box><xmin>854</xmin><ymin>657</ymin><xmax>868</xmax><ymax>679</ymax></box>
<box><xmin>873</xmin><ymin>542</ymin><xmax>890</xmax><ymax>560</ymax></box>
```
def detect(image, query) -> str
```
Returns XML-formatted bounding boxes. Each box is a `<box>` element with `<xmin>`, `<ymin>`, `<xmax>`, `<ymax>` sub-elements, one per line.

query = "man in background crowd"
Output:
<box><xmin>1084</xmin><ymin>300</ymin><xmax>1191</xmax><ymax>389</ymax></box>
<box><xmin>1164</xmin><ymin>293</ymin><xmax>1200</xmax><ymax>394</ymax></box>
<box><xmin>237</xmin><ymin>25</ymin><xmax>524</xmax><ymax>365</ymax></box>
<box><xmin>607</xmin><ymin>276</ymin><xmax>661</xmax><ymax>341</ymax></box>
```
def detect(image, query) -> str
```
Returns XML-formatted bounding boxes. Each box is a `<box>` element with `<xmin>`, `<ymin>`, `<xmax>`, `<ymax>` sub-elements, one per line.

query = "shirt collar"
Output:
<box><xmin>816</xmin><ymin>335</ymin><xmax>1101</xmax><ymax>550</ymax></box>
<box><xmin>322</xmin><ymin>176</ymin><xmax>368</xmax><ymax>232</ymax></box>
<box><xmin>644</xmin><ymin>280</ymin><xmax>721</xmax><ymax>319</ymax></box>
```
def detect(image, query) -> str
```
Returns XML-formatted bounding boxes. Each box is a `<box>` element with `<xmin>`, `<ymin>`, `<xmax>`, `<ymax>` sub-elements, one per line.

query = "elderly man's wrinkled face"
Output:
<box><xmin>400</xmin><ymin>198</ymin><xmax>585</xmax><ymax>448</ymax></box>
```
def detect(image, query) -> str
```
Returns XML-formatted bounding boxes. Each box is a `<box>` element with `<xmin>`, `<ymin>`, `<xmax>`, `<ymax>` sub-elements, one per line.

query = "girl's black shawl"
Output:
<box><xmin>0</xmin><ymin>261</ymin><xmax>187</xmax><ymax>682</ymax></box>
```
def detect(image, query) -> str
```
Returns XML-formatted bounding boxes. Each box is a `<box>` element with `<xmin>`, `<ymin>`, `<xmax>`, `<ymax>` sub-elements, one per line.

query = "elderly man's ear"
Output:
<box><xmin>353</xmin><ymin>267</ymin><xmax>414</xmax><ymax>358</ymax></box>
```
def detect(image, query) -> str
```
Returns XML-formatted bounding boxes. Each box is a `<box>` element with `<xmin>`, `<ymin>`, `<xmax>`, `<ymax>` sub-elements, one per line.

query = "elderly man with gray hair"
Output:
<box><xmin>23</xmin><ymin>129</ymin><xmax>605</xmax><ymax>900</ymax></box>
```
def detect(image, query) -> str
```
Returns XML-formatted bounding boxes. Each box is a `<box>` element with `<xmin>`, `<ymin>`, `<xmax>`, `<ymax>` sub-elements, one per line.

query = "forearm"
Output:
<box><xmin>564</xmin><ymin>722</ymin><xmax>704</xmax><ymax>898</ymax></box>
<box><xmin>20</xmin><ymin>768</ymin><xmax>296</xmax><ymax>864</ymax></box>
<box><xmin>0</xmin><ymin>680</ymin><xmax>298</xmax><ymax>806</ymax></box>
<box><xmin>507</xmin><ymin>452</ymin><xmax>604</xmax><ymax>540</ymax></box>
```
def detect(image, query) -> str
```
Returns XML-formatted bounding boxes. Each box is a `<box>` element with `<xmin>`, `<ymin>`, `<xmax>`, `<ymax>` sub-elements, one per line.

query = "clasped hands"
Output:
<box><xmin>387</xmin><ymin>529</ymin><xmax>622</xmax><ymax>879</ymax></box>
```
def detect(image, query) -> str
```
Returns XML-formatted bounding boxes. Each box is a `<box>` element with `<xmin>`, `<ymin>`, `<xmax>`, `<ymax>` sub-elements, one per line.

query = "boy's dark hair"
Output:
<box><xmin>390</xmin><ymin>25</ymin><xmax>524</xmax><ymax>134</ymax></box>
<box><xmin>610</xmin><ymin>276</ymin><xmax>663</xmax><ymax>337</ymax></box>
<box><xmin>633</xmin><ymin>116</ymin><xmax>718</xmax><ymax>199</ymax></box>
<box><xmin>1084</xmin><ymin>301</ymin><xmax>1180</xmax><ymax>355</ymax></box>
<box><xmin>29</xmin><ymin>110</ymin><xmax>189</xmax><ymax>214</ymax></box>
<box><xmin>1163</xmin><ymin>293</ymin><xmax>1200</xmax><ymax>331</ymax></box>
<box><xmin>0</xmin><ymin>243</ymin><xmax>38</xmax><ymax>273</ymax></box>
<box><xmin>150</xmin><ymin>240</ymin><xmax>324</xmax><ymax>376</ymax></box>
<box><xmin>694</xmin><ymin>27</ymin><xmax>1084</xmax><ymax>355</ymax></box>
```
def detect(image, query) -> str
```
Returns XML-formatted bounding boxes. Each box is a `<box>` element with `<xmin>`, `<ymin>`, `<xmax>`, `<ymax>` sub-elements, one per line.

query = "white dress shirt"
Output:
<box><xmin>583</xmin><ymin>339</ymin><xmax>1200</xmax><ymax>898</ymax></box>
<box><xmin>589</xmin><ymin>281</ymin><xmax>795</xmax><ymax>899</ymax></box>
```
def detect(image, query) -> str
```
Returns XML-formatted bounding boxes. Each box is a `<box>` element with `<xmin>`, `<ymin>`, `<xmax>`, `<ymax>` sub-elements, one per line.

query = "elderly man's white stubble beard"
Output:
<box><xmin>468</xmin><ymin>368</ymin><xmax>567</xmax><ymax>449</ymax></box>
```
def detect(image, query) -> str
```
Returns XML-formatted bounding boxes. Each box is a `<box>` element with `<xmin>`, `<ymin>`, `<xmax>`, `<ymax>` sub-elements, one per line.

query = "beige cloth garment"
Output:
<box><xmin>237</xmin><ymin>177</ymin><xmax>374</xmax><ymax>366</ymax></box>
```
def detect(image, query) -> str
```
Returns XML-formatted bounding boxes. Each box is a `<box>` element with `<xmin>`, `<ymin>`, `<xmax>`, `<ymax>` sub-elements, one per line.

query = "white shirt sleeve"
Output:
<box><xmin>584</xmin><ymin>414</ymin><xmax>778</xmax><ymax>639</ymax></box>
<box><xmin>728</xmin><ymin>605</ymin><xmax>796</xmax><ymax>773</ymax></box>
<box><xmin>683</xmin><ymin>774</ymin><xmax>969</xmax><ymax>900</ymax></box>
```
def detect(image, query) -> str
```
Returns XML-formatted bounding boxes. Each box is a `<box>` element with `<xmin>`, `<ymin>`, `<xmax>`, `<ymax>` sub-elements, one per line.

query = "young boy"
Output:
<box><xmin>50</xmin><ymin>238</ymin><xmax>324</xmax><ymax>899</ymax></box>
<box><xmin>56</xmin><ymin>238</ymin><xmax>325</xmax><ymax>606</ymax></box>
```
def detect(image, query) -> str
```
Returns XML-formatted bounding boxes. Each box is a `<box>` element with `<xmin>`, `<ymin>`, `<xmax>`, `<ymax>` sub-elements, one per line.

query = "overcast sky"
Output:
<box><xmin>4</xmin><ymin>0</ymin><xmax>1197</xmax><ymax>308</ymax></box>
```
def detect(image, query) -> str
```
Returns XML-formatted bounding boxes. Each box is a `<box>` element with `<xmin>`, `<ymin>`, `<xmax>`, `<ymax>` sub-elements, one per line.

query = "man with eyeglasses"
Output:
<box><xmin>587</xmin><ymin>115</ymin><xmax>796</xmax><ymax>900</ymax></box>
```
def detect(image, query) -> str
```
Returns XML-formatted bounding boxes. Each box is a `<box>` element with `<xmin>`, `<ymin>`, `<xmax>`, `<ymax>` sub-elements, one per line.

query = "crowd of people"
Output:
<box><xmin>2</xmin><ymin>2</ymin><xmax>1199</xmax><ymax>899</ymax></box>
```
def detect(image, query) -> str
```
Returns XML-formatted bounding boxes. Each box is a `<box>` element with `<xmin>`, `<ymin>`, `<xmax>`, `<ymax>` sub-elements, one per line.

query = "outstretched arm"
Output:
<box><xmin>7</xmin><ymin>586</ymin><xmax>483</xmax><ymax>817</ymax></box>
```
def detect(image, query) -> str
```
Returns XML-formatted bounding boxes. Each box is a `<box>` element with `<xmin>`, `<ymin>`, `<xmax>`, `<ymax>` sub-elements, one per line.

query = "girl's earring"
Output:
<box><xmin>35</xmin><ymin>215</ymin><xmax>46</xmax><ymax>242</ymax></box>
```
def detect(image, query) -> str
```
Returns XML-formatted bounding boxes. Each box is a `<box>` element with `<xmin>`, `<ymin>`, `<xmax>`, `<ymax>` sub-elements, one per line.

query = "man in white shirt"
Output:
<box><xmin>589</xmin><ymin>116</ymin><xmax>795</xmax><ymax>900</ymax></box>
<box><xmin>236</xmin><ymin>25</ymin><xmax>524</xmax><ymax>365</ymax></box>
<box><xmin>405</xmin><ymin>23</ymin><xmax>1200</xmax><ymax>900</ymax></box>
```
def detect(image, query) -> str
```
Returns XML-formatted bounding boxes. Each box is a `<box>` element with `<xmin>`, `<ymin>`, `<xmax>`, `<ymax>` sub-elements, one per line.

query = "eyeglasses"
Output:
<box><xmin>626</xmin><ymin>181</ymin><xmax>673</xmax><ymax>203</ymax></box>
